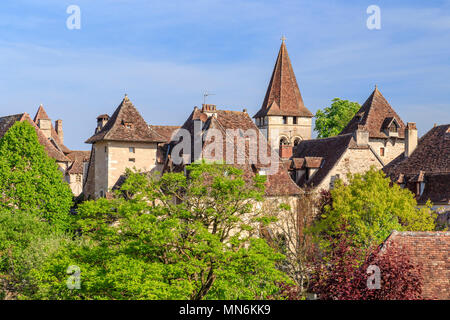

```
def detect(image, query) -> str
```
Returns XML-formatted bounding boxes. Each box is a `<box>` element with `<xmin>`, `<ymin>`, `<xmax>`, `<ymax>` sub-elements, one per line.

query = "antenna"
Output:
<box><xmin>203</xmin><ymin>91</ymin><xmax>216</xmax><ymax>105</ymax></box>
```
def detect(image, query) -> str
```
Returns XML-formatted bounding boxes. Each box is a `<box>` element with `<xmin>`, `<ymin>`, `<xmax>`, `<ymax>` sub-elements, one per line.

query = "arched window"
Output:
<box><xmin>293</xmin><ymin>137</ymin><xmax>301</xmax><ymax>146</ymax></box>
<box><xmin>279</xmin><ymin>137</ymin><xmax>289</xmax><ymax>147</ymax></box>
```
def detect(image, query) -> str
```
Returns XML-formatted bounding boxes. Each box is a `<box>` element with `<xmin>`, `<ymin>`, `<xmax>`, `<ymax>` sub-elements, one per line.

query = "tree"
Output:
<box><xmin>310</xmin><ymin>168</ymin><xmax>436</xmax><ymax>249</ymax></box>
<box><xmin>314</xmin><ymin>98</ymin><xmax>360</xmax><ymax>138</ymax></box>
<box><xmin>310</xmin><ymin>229</ymin><xmax>423</xmax><ymax>300</ymax></box>
<box><xmin>25</xmin><ymin>162</ymin><xmax>290</xmax><ymax>300</ymax></box>
<box><xmin>0</xmin><ymin>121</ymin><xmax>73</xmax><ymax>228</ymax></box>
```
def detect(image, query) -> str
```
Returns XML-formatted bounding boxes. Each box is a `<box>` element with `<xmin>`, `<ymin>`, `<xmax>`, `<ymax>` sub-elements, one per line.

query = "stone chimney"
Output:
<box><xmin>55</xmin><ymin>119</ymin><xmax>63</xmax><ymax>143</ymax></box>
<box><xmin>96</xmin><ymin>114</ymin><xmax>110</xmax><ymax>133</ymax></box>
<box><xmin>405</xmin><ymin>122</ymin><xmax>418</xmax><ymax>157</ymax></box>
<box><xmin>355</xmin><ymin>125</ymin><xmax>369</xmax><ymax>146</ymax></box>
<box><xmin>202</xmin><ymin>104</ymin><xmax>217</xmax><ymax>117</ymax></box>
<box><xmin>38</xmin><ymin>119</ymin><xmax>52</xmax><ymax>139</ymax></box>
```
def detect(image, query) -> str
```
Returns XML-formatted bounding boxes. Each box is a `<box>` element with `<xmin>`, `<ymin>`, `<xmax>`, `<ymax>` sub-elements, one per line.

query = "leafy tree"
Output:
<box><xmin>25</xmin><ymin>162</ymin><xmax>290</xmax><ymax>300</ymax></box>
<box><xmin>311</xmin><ymin>168</ymin><xmax>436</xmax><ymax>249</ymax></box>
<box><xmin>310</xmin><ymin>229</ymin><xmax>423</xmax><ymax>300</ymax></box>
<box><xmin>314</xmin><ymin>98</ymin><xmax>361</xmax><ymax>138</ymax></box>
<box><xmin>0</xmin><ymin>121</ymin><xmax>73</xmax><ymax>228</ymax></box>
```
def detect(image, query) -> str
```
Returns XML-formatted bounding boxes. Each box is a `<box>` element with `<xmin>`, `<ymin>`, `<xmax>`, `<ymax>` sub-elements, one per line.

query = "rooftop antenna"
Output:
<box><xmin>203</xmin><ymin>91</ymin><xmax>215</xmax><ymax>105</ymax></box>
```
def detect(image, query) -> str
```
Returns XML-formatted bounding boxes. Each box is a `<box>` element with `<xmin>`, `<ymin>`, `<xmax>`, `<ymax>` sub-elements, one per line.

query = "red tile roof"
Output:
<box><xmin>254</xmin><ymin>41</ymin><xmax>313</xmax><ymax>118</ymax></box>
<box><xmin>66</xmin><ymin>150</ymin><xmax>91</xmax><ymax>174</ymax></box>
<box><xmin>340</xmin><ymin>87</ymin><xmax>406</xmax><ymax>139</ymax></box>
<box><xmin>382</xmin><ymin>231</ymin><xmax>450</xmax><ymax>300</ymax></box>
<box><xmin>149</xmin><ymin>125</ymin><xmax>181</xmax><ymax>143</ymax></box>
<box><xmin>86</xmin><ymin>96</ymin><xmax>166</xmax><ymax>144</ymax></box>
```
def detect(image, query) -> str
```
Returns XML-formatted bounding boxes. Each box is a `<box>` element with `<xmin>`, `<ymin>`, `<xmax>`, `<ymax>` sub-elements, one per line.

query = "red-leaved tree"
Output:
<box><xmin>310</xmin><ymin>229</ymin><xmax>423</xmax><ymax>300</ymax></box>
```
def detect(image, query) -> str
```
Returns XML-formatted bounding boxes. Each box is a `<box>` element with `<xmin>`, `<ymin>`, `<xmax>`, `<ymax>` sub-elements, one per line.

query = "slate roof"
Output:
<box><xmin>340</xmin><ymin>87</ymin><xmax>406</xmax><ymax>139</ymax></box>
<box><xmin>170</xmin><ymin>107</ymin><xmax>302</xmax><ymax>197</ymax></box>
<box><xmin>384</xmin><ymin>124</ymin><xmax>450</xmax><ymax>204</ymax></box>
<box><xmin>254</xmin><ymin>41</ymin><xmax>313</xmax><ymax>118</ymax></box>
<box><xmin>86</xmin><ymin>96</ymin><xmax>166</xmax><ymax>144</ymax></box>
<box><xmin>382</xmin><ymin>231</ymin><xmax>450</xmax><ymax>300</ymax></box>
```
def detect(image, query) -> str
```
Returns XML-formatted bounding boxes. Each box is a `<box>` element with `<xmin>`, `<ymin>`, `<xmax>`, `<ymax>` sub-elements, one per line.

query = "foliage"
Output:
<box><xmin>310</xmin><ymin>229</ymin><xmax>423</xmax><ymax>300</ymax></box>
<box><xmin>22</xmin><ymin>162</ymin><xmax>289</xmax><ymax>300</ymax></box>
<box><xmin>314</xmin><ymin>98</ymin><xmax>361</xmax><ymax>138</ymax></box>
<box><xmin>0</xmin><ymin>121</ymin><xmax>73</xmax><ymax>228</ymax></box>
<box><xmin>310</xmin><ymin>168</ymin><xmax>436</xmax><ymax>249</ymax></box>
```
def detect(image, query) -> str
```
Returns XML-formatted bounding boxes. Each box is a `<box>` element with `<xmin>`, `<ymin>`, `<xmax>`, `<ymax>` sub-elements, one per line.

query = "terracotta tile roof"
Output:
<box><xmin>384</xmin><ymin>124</ymin><xmax>450</xmax><ymax>205</ymax></box>
<box><xmin>149</xmin><ymin>125</ymin><xmax>181</xmax><ymax>143</ymax></box>
<box><xmin>382</xmin><ymin>231</ymin><xmax>450</xmax><ymax>300</ymax></box>
<box><xmin>86</xmin><ymin>96</ymin><xmax>166</xmax><ymax>144</ymax></box>
<box><xmin>340</xmin><ymin>87</ymin><xmax>406</xmax><ymax>139</ymax></box>
<box><xmin>170</xmin><ymin>107</ymin><xmax>302</xmax><ymax>196</ymax></box>
<box><xmin>254</xmin><ymin>41</ymin><xmax>313</xmax><ymax>118</ymax></box>
<box><xmin>0</xmin><ymin>113</ymin><xmax>70</xmax><ymax>162</ymax></box>
<box><xmin>292</xmin><ymin>133</ymin><xmax>356</xmax><ymax>188</ymax></box>
<box><xmin>33</xmin><ymin>105</ymin><xmax>71</xmax><ymax>154</ymax></box>
<box><xmin>66</xmin><ymin>150</ymin><xmax>91</xmax><ymax>174</ymax></box>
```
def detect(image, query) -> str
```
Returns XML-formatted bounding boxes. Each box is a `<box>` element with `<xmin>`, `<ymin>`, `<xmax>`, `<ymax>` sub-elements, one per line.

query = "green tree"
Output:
<box><xmin>311</xmin><ymin>168</ymin><xmax>436</xmax><ymax>249</ymax></box>
<box><xmin>0</xmin><ymin>121</ymin><xmax>73</xmax><ymax>228</ymax></box>
<box><xmin>25</xmin><ymin>162</ymin><xmax>290</xmax><ymax>300</ymax></box>
<box><xmin>314</xmin><ymin>98</ymin><xmax>361</xmax><ymax>138</ymax></box>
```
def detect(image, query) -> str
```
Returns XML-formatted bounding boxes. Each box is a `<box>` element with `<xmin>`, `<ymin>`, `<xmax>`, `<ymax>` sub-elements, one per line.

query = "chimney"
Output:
<box><xmin>55</xmin><ymin>119</ymin><xmax>63</xmax><ymax>143</ymax></box>
<box><xmin>355</xmin><ymin>125</ymin><xmax>369</xmax><ymax>146</ymax></box>
<box><xmin>202</xmin><ymin>104</ymin><xmax>217</xmax><ymax>117</ymax></box>
<box><xmin>96</xmin><ymin>114</ymin><xmax>110</xmax><ymax>133</ymax></box>
<box><xmin>38</xmin><ymin>119</ymin><xmax>52</xmax><ymax>139</ymax></box>
<box><xmin>279</xmin><ymin>145</ymin><xmax>293</xmax><ymax>159</ymax></box>
<box><xmin>405</xmin><ymin>122</ymin><xmax>418</xmax><ymax>157</ymax></box>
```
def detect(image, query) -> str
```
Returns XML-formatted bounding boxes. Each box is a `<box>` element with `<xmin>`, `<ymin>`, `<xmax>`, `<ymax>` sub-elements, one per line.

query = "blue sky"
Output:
<box><xmin>0</xmin><ymin>0</ymin><xmax>449</xmax><ymax>150</ymax></box>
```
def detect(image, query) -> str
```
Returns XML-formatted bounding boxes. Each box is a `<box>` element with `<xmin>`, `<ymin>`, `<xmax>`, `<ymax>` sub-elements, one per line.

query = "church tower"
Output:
<box><xmin>254</xmin><ymin>38</ymin><xmax>313</xmax><ymax>158</ymax></box>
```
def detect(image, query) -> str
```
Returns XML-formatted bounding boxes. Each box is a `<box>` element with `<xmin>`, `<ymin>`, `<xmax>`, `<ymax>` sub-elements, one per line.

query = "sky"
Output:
<box><xmin>0</xmin><ymin>0</ymin><xmax>449</xmax><ymax>150</ymax></box>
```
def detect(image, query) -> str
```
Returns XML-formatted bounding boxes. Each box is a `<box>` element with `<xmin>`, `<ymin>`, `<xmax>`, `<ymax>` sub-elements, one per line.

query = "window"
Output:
<box><xmin>389</xmin><ymin>123</ymin><xmax>398</xmax><ymax>133</ymax></box>
<box><xmin>293</xmin><ymin>117</ymin><xmax>297</xmax><ymax>124</ymax></box>
<box><xmin>282</xmin><ymin>116</ymin><xmax>287</xmax><ymax>124</ymax></box>
<box><xmin>104</xmin><ymin>146</ymin><xmax>107</xmax><ymax>153</ymax></box>
<box><xmin>129</xmin><ymin>158</ymin><xmax>135</xmax><ymax>163</ymax></box>
<box><xmin>380</xmin><ymin>147</ymin><xmax>385</xmax><ymax>157</ymax></box>
<box><xmin>293</xmin><ymin>138</ymin><xmax>301</xmax><ymax>146</ymax></box>
<box><xmin>99</xmin><ymin>190</ymin><xmax>105</xmax><ymax>198</ymax></box>
<box><xmin>76</xmin><ymin>175</ymin><xmax>81</xmax><ymax>183</ymax></box>
<box><xmin>129</xmin><ymin>147</ymin><xmax>135</xmax><ymax>153</ymax></box>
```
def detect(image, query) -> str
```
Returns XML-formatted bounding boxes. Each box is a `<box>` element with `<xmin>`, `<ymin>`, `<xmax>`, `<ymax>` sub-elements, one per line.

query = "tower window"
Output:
<box><xmin>293</xmin><ymin>117</ymin><xmax>297</xmax><ymax>124</ymax></box>
<box><xmin>380</xmin><ymin>147</ymin><xmax>385</xmax><ymax>157</ymax></box>
<box><xmin>129</xmin><ymin>158</ymin><xmax>135</xmax><ymax>163</ymax></box>
<box><xmin>129</xmin><ymin>147</ymin><xmax>135</xmax><ymax>153</ymax></box>
<box><xmin>282</xmin><ymin>116</ymin><xmax>287</xmax><ymax>124</ymax></box>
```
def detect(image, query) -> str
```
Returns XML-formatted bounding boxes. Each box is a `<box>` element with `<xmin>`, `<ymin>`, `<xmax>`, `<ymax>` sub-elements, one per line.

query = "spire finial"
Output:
<box><xmin>281</xmin><ymin>35</ymin><xmax>286</xmax><ymax>43</ymax></box>
<box><xmin>124</xmin><ymin>93</ymin><xmax>129</xmax><ymax>101</ymax></box>
<box><xmin>375</xmin><ymin>84</ymin><xmax>378</xmax><ymax>90</ymax></box>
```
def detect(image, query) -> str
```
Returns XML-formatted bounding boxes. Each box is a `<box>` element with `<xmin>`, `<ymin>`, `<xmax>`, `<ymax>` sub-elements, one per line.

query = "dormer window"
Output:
<box><xmin>389</xmin><ymin>123</ymin><xmax>398</xmax><ymax>133</ymax></box>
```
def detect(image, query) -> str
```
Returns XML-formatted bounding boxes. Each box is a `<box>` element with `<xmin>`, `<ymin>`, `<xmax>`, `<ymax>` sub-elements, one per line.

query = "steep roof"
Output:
<box><xmin>384</xmin><ymin>124</ymin><xmax>450</xmax><ymax>204</ymax></box>
<box><xmin>254</xmin><ymin>41</ymin><xmax>313</xmax><ymax>118</ymax></box>
<box><xmin>66</xmin><ymin>150</ymin><xmax>91</xmax><ymax>175</ymax></box>
<box><xmin>33</xmin><ymin>105</ymin><xmax>71</xmax><ymax>154</ymax></box>
<box><xmin>0</xmin><ymin>113</ymin><xmax>70</xmax><ymax>162</ymax></box>
<box><xmin>170</xmin><ymin>107</ymin><xmax>302</xmax><ymax>197</ymax></box>
<box><xmin>292</xmin><ymin>134</ymin><xmax>357</xmax><ymax>188</ymax></box>
<box><xmin>86</xmin><ymin>96</ymin><xmax>166</xmax><ymax>144</ymax></box>
<box><xmin>382</xmin><ymin>231</ymin><xmax>450</xmax><ymax>300</ymax></box>
<box><xmin>340</xmin><ymin>87</ymin><xmax>406</xmax><ymax>139</ymax></box>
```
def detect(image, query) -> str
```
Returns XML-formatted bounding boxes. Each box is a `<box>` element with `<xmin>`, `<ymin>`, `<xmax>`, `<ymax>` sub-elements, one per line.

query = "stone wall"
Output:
<box><xmin>368</xmin><ymin>138</ymin><xmax>405</xmax><ymax>165</ymax></box>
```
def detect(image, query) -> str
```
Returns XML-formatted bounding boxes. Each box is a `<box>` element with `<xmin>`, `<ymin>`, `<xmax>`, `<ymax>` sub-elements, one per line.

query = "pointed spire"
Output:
<box><xmin>33</xmin><ymin>104</ymin><xmax>50</xmax><ymax>123</ymax></box>
<box><xmin>254</xmin><ymin>40</ymin><xmax>313</xmax><ymax>118</ymax></box>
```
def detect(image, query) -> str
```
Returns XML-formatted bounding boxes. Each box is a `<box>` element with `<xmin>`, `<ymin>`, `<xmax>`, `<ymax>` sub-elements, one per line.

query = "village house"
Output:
<box><xmin>0</xmin><ymin>105</ymin><xmax>90</xmax><ymax>196</ymax></box>
<box><xmin>384</xmin><ymin>123</ymin><xmax>450</xmax><ymax>227</ymax></box>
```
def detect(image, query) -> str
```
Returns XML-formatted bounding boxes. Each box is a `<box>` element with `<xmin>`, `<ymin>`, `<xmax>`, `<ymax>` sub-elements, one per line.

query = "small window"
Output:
<box><xmin>76</xmin><ymin>175</ymin><xmax>81</xmax><ymax>183</ymax></box>
<box><xmin>129</xmin><ymin>147</ymin><xmax>135</xmax><ymax>153</ymax></box>
<box><xmin>129</xmin><ymin>158</ymin><xmax>135</xmax><ymax>163</ymax></box>
<box><xmin>293</xmin><ymin>117</ymin><xmax>297</xmax><ymax>124</ymax></box>
<box><xmin>104</xmin><ymin>146</ymin><xmax>107</xmax><ymax>153</ymax></box>
<box><xmin>380</xmin><ymin>147</ymin><xmax>385</xmax><ymax>157</ymax></box>
<box><xmin>282</xmin><ymin>116</ymin><xmax>287</xmax><ymax>124</ymax></box>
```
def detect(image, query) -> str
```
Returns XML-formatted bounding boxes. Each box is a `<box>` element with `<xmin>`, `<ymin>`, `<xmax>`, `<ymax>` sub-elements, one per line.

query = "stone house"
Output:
<box><xmin>0</xmin><ymin>105</ymin><xmax>90</xmax><ymax>196</ymax></box>
<box><xmin>339</xmin><ymin>86</ymin><xmax>407</xmax><ymax>165</ymax></box>
<box><xmin>384</xmin><ymin>123</ymin><xmax>450</xmax><ymax>226</ymax></box>
<box><xmin>253</xmin><ymin>39</ymin><xmax>314</xmax><ymax>159</ymax></box>
<box><xmin>83</xmin><ymin>95</ymin><xmax>169</xmax><ymax>199</ymax></box>
<box><xmin>381</xmin><ymin>231</ymin><xmax>450</xmax><ymax>300</ymax></box>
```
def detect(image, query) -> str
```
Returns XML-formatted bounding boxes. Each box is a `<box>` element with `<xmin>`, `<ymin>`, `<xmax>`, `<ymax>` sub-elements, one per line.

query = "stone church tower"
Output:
<box><xmin>254</xmin><ymin>38</ymin><xmax>313</xmax><ymax>159</ymax></box>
